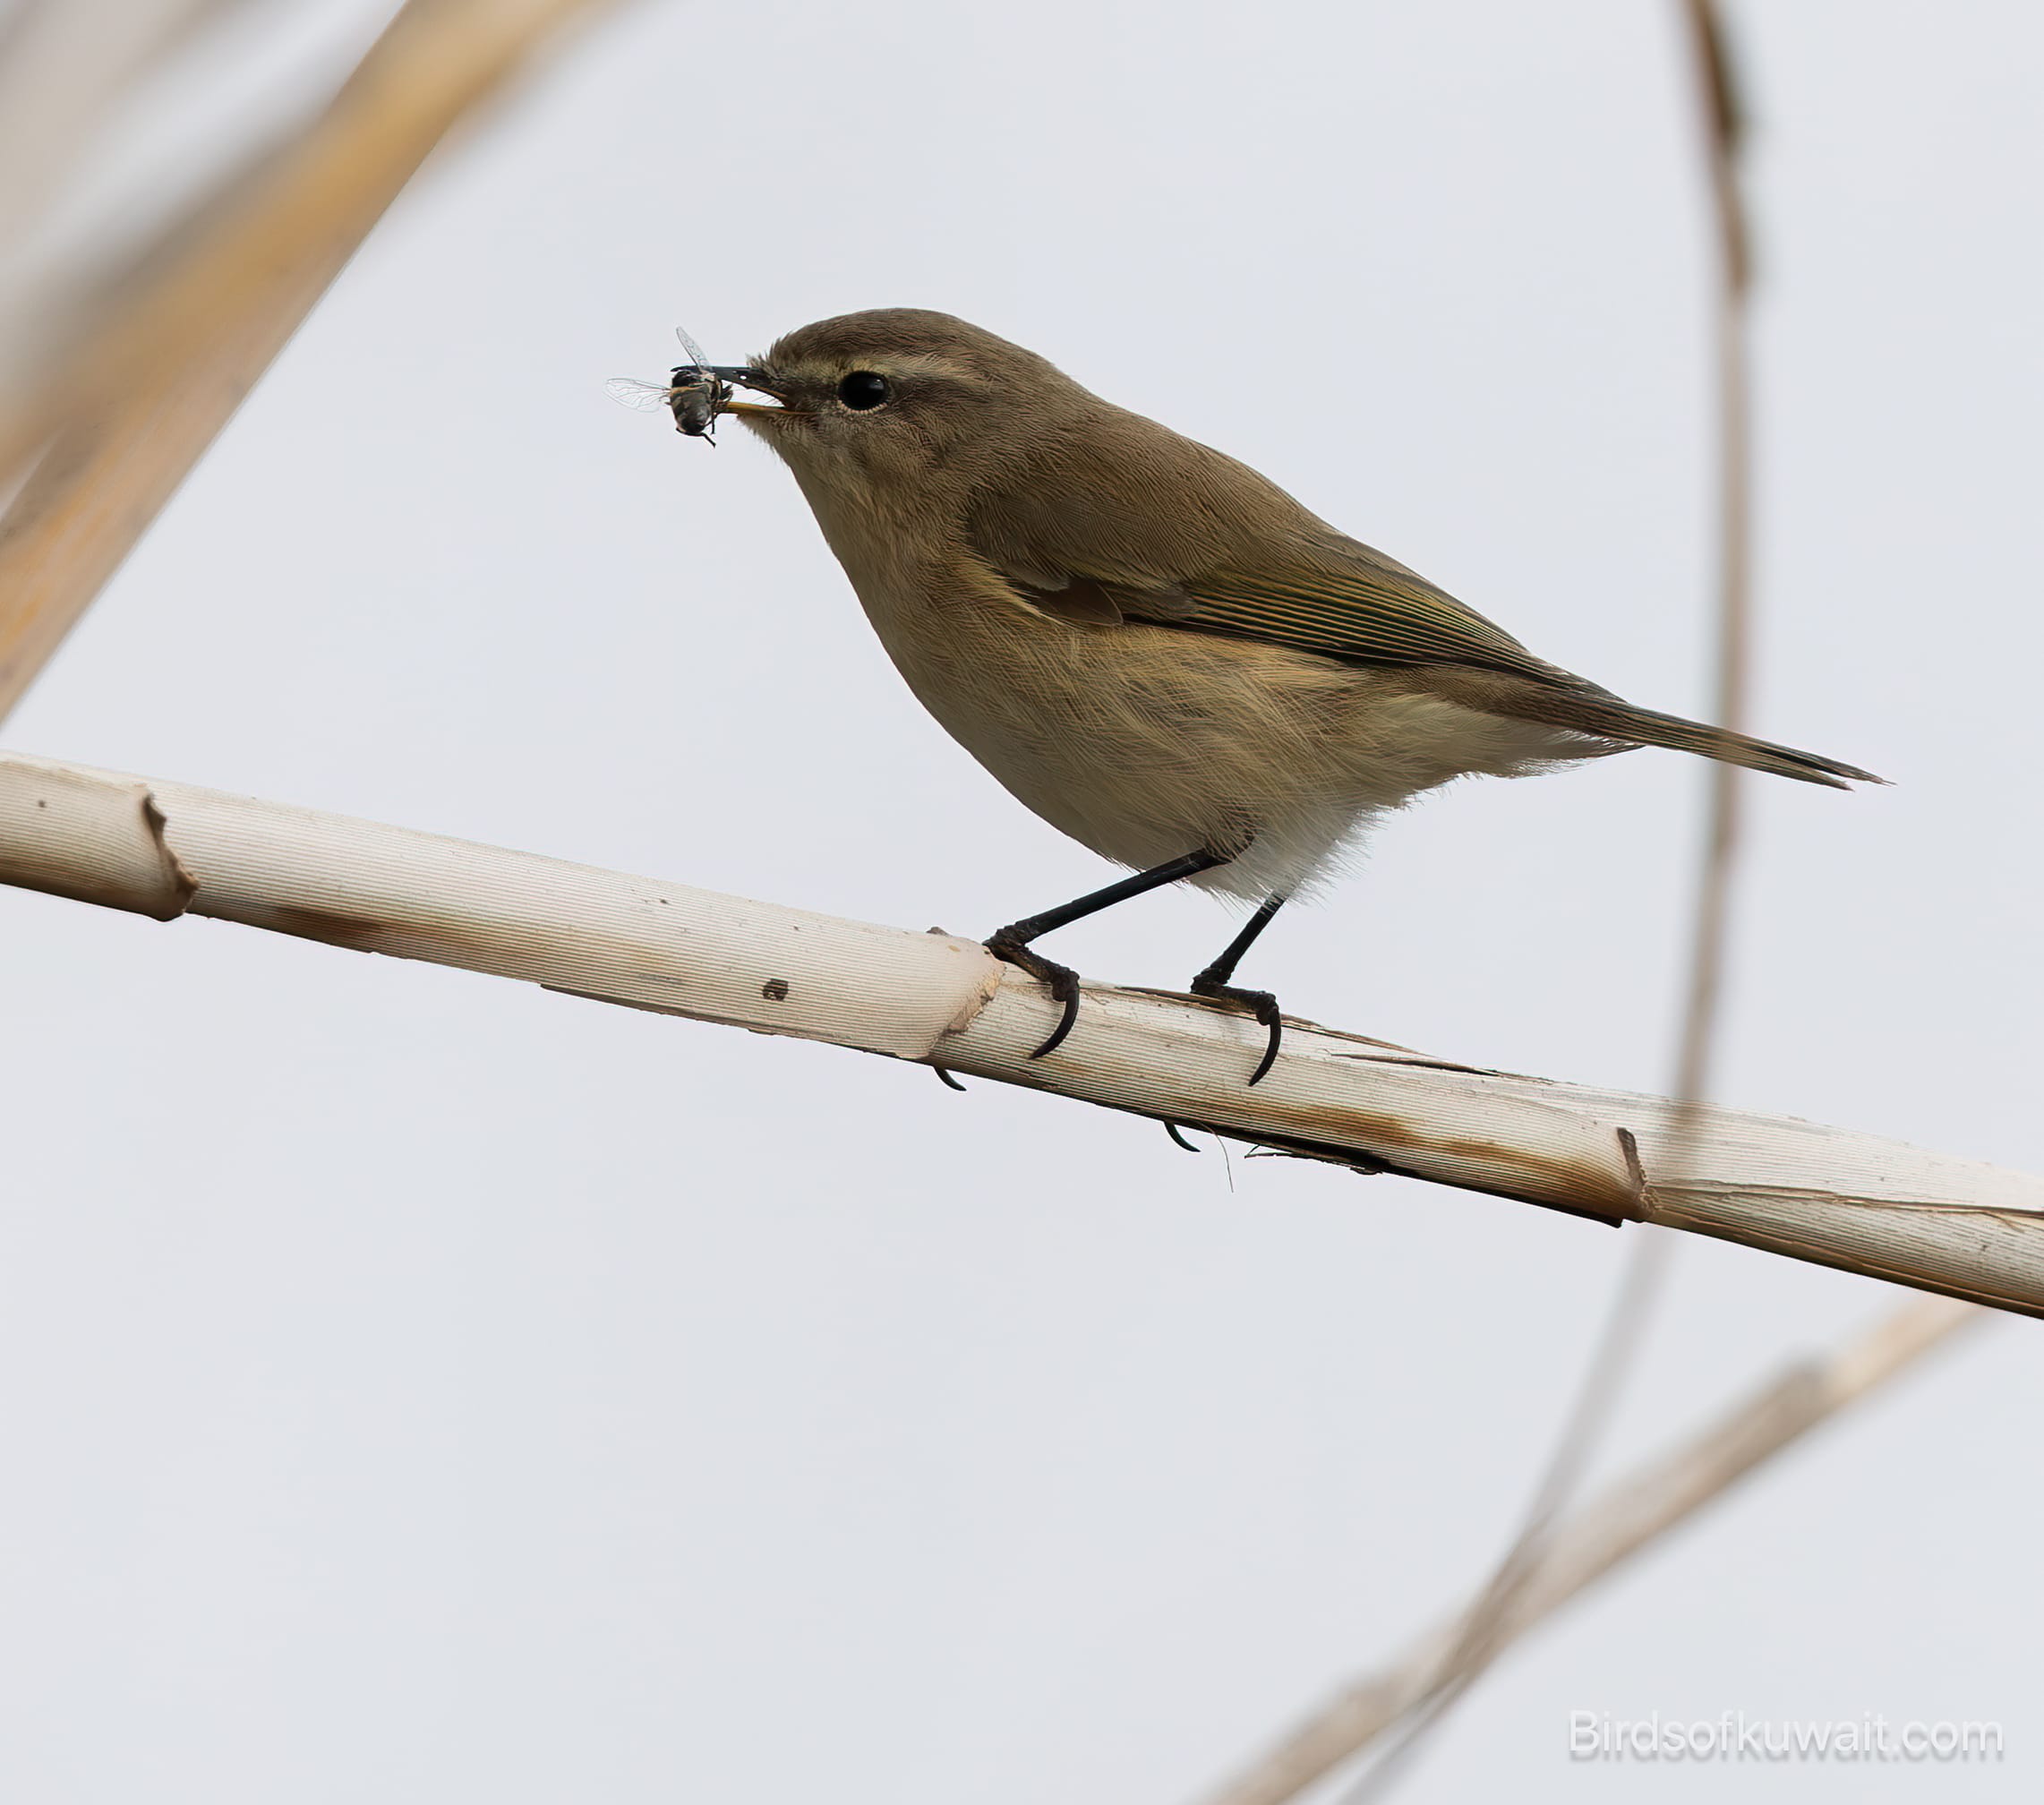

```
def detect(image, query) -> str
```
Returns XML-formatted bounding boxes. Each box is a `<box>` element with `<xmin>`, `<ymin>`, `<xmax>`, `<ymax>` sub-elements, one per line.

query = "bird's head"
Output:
<box><xmin>726</xmin><ymin>308</ymin><xmax>1090</xmax><ymax>514</ymax></box>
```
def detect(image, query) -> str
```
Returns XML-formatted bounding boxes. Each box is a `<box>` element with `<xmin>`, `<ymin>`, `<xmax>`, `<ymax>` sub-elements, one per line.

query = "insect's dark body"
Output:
<box><xmin>669</xmin><ymin>365</ymin><xmax>726</xmax><ymax>438</ymax></box>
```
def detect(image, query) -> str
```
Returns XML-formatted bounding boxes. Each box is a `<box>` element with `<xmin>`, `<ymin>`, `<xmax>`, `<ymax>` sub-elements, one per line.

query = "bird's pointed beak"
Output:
<box><xmin>712</xmin><ymin>367</ymin><xmax>803</xmax><ymax>420</ymax></box>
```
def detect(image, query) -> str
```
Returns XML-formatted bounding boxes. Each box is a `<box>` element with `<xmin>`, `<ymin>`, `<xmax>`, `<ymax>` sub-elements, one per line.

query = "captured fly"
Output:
<box><xmin>606</xmin><ymin>326</ymin><xmax>733</xmax><ymax>441</ymax></box>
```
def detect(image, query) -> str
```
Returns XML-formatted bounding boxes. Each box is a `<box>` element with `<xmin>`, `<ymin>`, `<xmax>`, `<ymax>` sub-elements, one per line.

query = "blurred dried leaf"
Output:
<box><xmin>0</xmin><ymin>0</ymin><xmax>628</xmax><ymax>723</ymax></box>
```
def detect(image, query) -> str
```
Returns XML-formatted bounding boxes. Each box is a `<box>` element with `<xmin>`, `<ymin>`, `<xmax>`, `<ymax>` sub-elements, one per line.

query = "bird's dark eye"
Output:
<box><xmin>837</xmin><ymin>371</ymin><xmax>891</xmax><ymax>410</ymax></box>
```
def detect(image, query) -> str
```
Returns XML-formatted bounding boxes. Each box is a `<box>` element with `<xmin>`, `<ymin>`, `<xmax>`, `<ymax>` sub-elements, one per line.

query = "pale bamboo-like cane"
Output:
<box><xmin>0</xmin><ymin>0</ymin><xmax>628</xmax><ymax>724</ymax></box>
<box><xmin>3</xmin><ymin>750</ymin><xmax>2040</xmax><ymax>1313</ymax></box>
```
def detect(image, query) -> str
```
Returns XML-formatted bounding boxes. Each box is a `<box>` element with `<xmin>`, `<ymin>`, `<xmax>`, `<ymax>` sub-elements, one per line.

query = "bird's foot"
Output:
<box><xmin>986</xmin><ymin>926</ymin><xmax>1082</xmax><ymax>1059</ymax></box>
<box><xmin>1189</xmin><ymin>976</ymin><xmax>1284</xmax><ymax>1086</ymax></box>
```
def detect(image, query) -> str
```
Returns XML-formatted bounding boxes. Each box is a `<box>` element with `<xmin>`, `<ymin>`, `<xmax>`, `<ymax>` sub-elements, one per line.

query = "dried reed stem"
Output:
<box><xmin>1200</xmin><ymin>1297</ymin><xmax>1982</xmax><ymax>1805</ymax></box>
<box><xmin>0</xmin><ymin>0</ymin><xmax>626</xmax><ymax>723</ymax></box>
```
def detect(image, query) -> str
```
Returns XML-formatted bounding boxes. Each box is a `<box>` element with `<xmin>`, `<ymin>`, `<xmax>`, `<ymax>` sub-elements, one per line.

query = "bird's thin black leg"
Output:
<box><xmin>1190</xmin><ymin>894</ymin><xmax>1289</xmax><ymax>1086</ymax></box>
<box><xmin>988</xmin><ymin>848</ymin><xmax>1231</xmax><ymax>1060</ymax></box>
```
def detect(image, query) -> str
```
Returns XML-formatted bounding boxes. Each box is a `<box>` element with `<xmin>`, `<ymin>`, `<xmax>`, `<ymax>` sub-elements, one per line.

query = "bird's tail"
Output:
<box><xmin>1533</xmin><ymin>691</ymin><xmax>1884</xmax><ymax>789</ymax></box>
<box><xmin>1421</xmin><ymin>665</ymin><xmax>1886</xmax><ymax>789</ymax></box>
<box><xmin>1407</xmin><ymin>665</ymin><xmax>1884</xmax><ymax>788</ymax></box>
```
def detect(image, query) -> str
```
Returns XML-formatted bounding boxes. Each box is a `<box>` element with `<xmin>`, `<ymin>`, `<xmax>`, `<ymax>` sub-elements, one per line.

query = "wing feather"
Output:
<box><xmin>965</xmin><ymin>410</ymin><xmax>1567</xmax><ymax>682</ymax></box>
<box><xmin>1165</xmin><ymin>546</ymin><xmax>1566</xmax><ymax>682</ymax></box>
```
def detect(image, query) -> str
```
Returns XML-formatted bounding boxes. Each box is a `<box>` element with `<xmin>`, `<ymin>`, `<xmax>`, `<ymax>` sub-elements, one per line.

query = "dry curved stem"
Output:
<box><xmin>0</xmin><ymin>0</ymin><xmax>629</xmax><ymax>724</ymax></box>
<box><xmin>1199</xmin><ymin>1296</ymin><xmax>1985</xmax><ymax>1805</ymax></box>
<box><xmin>1321</xmin><ymin>11</ymin><xmax>1762</xmax><ymax>1796</ymax></box>
<box><xmin>1670</xmin><ymin>0</ymin><xmax>1755</xmax><ymax>1130</ymax></box>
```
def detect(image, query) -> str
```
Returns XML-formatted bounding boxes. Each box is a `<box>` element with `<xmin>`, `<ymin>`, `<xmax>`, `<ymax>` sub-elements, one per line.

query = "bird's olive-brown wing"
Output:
<box><xmin>966</xmin><ymin>415</ymin><xmax>1569</xmax><ymax>685</ymax></box>
<box><xmin>1152</xmin><ymin>545</ymin><xmax>1566</xmax><ymax>683</ymax></box>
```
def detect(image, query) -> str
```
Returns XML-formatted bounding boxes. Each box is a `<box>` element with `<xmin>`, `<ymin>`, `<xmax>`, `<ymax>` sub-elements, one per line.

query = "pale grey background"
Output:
<box><xmin>3</xmin><ymin>1</ymin><xmax>2039</xmax><ymax>1799</ymax></box>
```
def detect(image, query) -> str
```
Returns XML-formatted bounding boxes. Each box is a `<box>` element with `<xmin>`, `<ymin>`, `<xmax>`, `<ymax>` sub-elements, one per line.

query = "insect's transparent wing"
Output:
<box><xmin>605</xmin><ymin>375</ymin><xmax>677</xmax><ymax>412</ymax></box>
<box><xmin>672</xmin><ymin>323</ymin><xmax>712</xmax><ymax>371</ymax></box>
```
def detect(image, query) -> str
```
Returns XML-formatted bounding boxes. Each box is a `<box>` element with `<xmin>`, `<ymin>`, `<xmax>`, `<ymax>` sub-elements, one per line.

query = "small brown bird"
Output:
<box><xmin>714</xmin><ymin>309</ymin><xmax>1876</xmax><ymax>1083</ymax></box>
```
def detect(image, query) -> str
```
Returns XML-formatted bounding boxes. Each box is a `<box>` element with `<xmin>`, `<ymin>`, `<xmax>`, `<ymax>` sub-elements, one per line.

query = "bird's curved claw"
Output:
<box><xmin>1028</xmin><ymin>971</ymin><xmax>1082</xmax><ymax>1059</ymax></box>
<box><xmin>1248</xmin><ymin>1008</ymin><xmax>1283</xmax><ymax>1087</ymax></box>
<box><xmin>1190</xmin><ymin>979</ymin><xmax>1284</xmax><ymax>1086</ymax></box>
<box><xmin>985</xmin><ymin>928</ymin><xmax>1082</xmax><ymax>1061</ymax></box>
<box><xmin>1163</xmin><ymin>1120</ymin><xmax>1202</xmax><ymax>1153</ymax></box>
